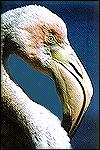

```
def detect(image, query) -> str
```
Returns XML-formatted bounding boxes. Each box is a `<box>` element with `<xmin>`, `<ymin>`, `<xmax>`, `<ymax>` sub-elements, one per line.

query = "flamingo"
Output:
<box><xmin>1</xmin><ymin>5</ymin><xmax>93</xmax><ymax>149</ymax></box>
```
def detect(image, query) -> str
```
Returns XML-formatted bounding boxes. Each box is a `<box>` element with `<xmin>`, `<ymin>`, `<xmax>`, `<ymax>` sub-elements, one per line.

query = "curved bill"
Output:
<box><xmin>48</xmin><ymin>42</ymin><xmax>93</xmax><ymax>137</ymax></box>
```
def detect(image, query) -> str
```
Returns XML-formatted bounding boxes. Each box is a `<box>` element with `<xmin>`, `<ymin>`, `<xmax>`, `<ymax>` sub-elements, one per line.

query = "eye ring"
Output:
<box><xmin>46</xmin><ymin>34</ymin><xmax>56</xmax><ymax>45</ymax></box>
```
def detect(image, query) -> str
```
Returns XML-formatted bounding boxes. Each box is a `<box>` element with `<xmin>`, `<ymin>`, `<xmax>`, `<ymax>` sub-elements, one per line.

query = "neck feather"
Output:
<box><xmin>1</xmin><ymin>55</ymin><xmax>71</xmax><ymax>149</ymax></box>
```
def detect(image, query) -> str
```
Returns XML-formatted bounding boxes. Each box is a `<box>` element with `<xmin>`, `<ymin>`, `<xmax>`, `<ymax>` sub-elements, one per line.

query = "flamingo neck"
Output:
<box><xmin>1</xmin><ymin>55</ymin><xmax>71</xmax><ymax>149</ymax></box>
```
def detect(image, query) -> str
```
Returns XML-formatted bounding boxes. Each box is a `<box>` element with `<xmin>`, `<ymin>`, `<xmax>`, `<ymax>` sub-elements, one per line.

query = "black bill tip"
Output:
<box><xmin>61</xmin><ymin>113</ymin><xmax>72</xmax><ymax>136</ymax></box>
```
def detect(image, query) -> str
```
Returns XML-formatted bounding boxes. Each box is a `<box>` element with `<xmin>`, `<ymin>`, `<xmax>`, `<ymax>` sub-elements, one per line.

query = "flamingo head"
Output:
<box><xmin>2</xmin><ymin>5</ymin><xmax>93</xmax><ymax>137</ymax></box>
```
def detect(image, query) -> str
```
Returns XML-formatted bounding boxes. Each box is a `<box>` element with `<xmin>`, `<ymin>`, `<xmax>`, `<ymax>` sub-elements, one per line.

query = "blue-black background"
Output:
<box><xmin>1</xmin><ymin>1</ymin><xmax>99</xmax><ymax>149</ymax></box>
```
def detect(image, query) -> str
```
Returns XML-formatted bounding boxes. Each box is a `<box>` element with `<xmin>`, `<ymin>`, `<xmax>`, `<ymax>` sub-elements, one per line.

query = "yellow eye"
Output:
<box><xmin>46</xmin><ymin>34</ymin><xmax>56</xmax><ymax>45</ymax></box>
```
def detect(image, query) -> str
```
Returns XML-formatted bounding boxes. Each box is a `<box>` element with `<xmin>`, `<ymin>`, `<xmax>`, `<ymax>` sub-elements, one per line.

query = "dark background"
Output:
<box><xmin>1</xmin><ymin>1</ymin><xmax>99</xmax><ymax>149</ymax></box>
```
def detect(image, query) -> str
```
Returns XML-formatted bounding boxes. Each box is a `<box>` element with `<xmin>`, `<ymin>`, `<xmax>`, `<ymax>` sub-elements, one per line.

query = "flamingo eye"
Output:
<box><xmin>46</xmin><ymin>34</ymin><xmax>56</xmax><ymax>45</ymax></box>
